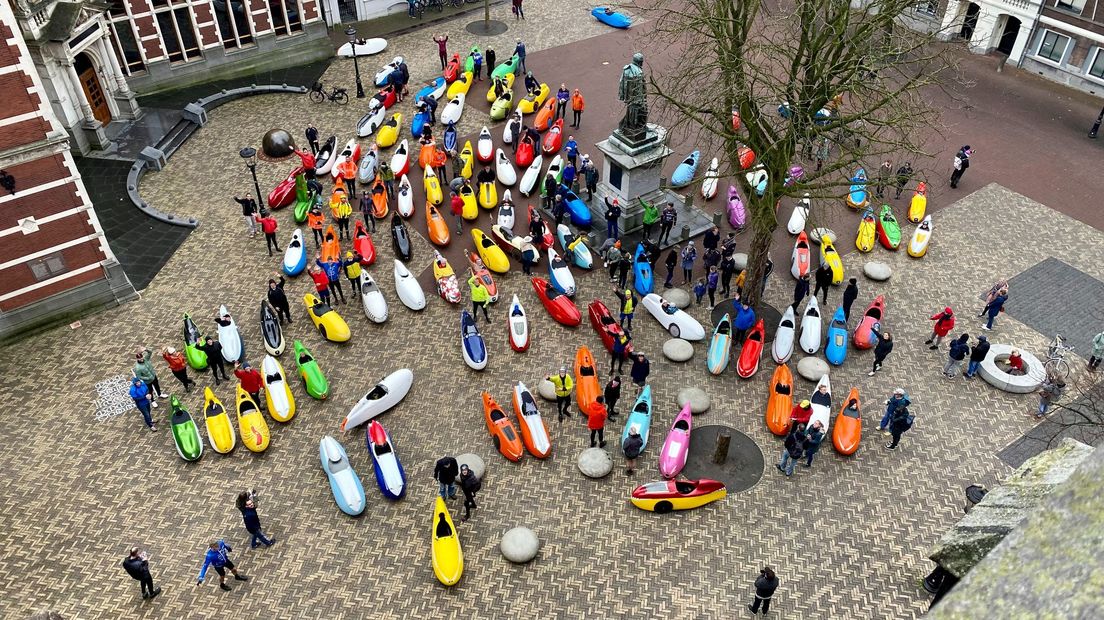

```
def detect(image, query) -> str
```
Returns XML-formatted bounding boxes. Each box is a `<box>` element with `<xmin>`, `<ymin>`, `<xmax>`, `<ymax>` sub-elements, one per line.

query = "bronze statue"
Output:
<box><xmin>617</xmin><ymin>53</ymin><xmax>647</xmax><ymax>137</ymax></box>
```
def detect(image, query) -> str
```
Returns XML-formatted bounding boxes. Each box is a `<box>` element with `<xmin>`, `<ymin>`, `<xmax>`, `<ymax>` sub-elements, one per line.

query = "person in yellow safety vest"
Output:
<box><xmin>331</xmin><ymin>183</ymin><xmax>353</xmax><ymax>241</ymax></box>
<box><xmin>545</xmin><ymin>366</ymin><xmax>574</xmax><ymax>422</ymax></box>
<box><xmin>615</xmin><ymin>287</ymin><xmax>636</xmax><ymax>331</ymax></box>
<box><xmin>467</xmin><ymin>274</ymin><xmax>490</xmax><ymax>322</ymax></box>
<box><xmin>343</xmin><ymin>251</ymin><xmax>363</xmax><ymax>296</ymax></box>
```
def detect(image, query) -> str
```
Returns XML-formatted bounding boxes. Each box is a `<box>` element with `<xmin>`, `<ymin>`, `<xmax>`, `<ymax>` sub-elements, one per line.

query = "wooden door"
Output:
<box><xmin>79</xmin><ymin>66</ymin><xmax>112</xmax><ymax>125</ymax></box>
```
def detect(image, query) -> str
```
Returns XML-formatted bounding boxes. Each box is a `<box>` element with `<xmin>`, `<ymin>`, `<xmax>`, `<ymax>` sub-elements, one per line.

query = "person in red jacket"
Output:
<box><xmin>449</xmin><ymin>190</ymin><xmax>464</xmax><ymax>235</ymax></box>
<box><xmin>587</xmin><ymin>396</ymin><xmax>608</xmax><ymax>448</ymax></box>
<box><xmin>789</xmin><ymin>399</ymin><xmax>812</xmax><ymax>428</ymax></box>
<box><xmin>254</xmin><ymin>211</ymin><xmax>280</xmax><ymax>256</ymax></box>
<box><xmin>234</xmin><ymin>362</ymin><xmax>264</xmax><ymax>404</ymax></box>
<box><xmin>161</xmin><ymin>346</ymin><xmax>196</xmax><ymax>391</ymax></box>
<box><xmin>926</xmin><ymin>307</ymin><xmax>956</xmax><ymax>350</ymax></box>
<box><xmin>309</xmin><ymin>266</ymin><xmax>331</xmax><ymax>304</ymax></box>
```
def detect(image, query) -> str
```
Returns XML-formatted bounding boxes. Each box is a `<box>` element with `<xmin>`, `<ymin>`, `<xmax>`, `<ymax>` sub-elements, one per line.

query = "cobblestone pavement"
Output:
<box><xmin>3</xmin><ymin>4</ymin><xmax>1104</xmax><ymax>618</ymax></box>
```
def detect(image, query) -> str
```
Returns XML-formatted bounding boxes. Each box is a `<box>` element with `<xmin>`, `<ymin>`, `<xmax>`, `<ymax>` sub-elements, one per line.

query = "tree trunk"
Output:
<box><xmin>485</xmin><ymin>0</ymin><xmax>490</xmax><ymax>23</ymax></box>
<box><xmin>742</xmin><ymin>224</ymin><xmax>773</xmax><ymax>308</ymax></box>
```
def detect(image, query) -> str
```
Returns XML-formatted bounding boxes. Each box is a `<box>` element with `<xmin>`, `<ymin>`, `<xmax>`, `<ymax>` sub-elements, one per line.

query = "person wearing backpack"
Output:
<box><xmin>943</xmin><ymin>334</ymin><xmax>970</xmax><ymax>378</ymax></box>
<box><xmin>748</xmin><ymin>566</ymin><xmax>779</xmax><ymax>615</ymax></box>
<box><xmin>458</xmin><ymin>464</ymin><xmax>481</xmax><ymax>522</ymax></box>
<box><xmin>950</xmin><ymin>145</ymin><xmax>972</xmax><ymax>189</ymax></box>
<box><xmin>886</xmin><ymin>405</ymin><xmax>913</xmax><ymax>450</ymax></box>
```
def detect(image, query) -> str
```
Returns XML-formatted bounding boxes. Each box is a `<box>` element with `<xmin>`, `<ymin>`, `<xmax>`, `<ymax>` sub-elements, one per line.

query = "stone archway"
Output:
<box><xmin>996</xmin><ymin>15</ymin><xmax>1022</xmax><ymax>56</ymax></box>
<box><xmin>960</xmin><ymin>3</ymin><xmax>981</xmax><ymax>40</ymax></box>
<box><xmin>75</xmin><ymin>52</ymin><xmax>112</xmax><ymax>125</ymax></box>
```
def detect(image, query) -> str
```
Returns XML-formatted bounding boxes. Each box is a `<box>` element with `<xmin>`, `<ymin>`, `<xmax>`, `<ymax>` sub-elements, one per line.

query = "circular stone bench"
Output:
<box><xmin>810</xmin><ymin>228</ymin><xmax>835</xmax><ymax>245</ymax></box>
<box><xmin>796</xmin><ymin>356</ymin><xmax>829</xmax><ymax>381</ymax></box>
<box><xmin>978</xmin><ymin>344</ymin><xmax>1045</xmax><ymax>394</ymax></box>
<box><xmin>537</xmin><ymin>379</ymin><xmax>557</xmax><ymax>401</ymax></box>
<box><xmin>577</xmin><ymin>447</ymin><xmax>613</xmax><ymax>478</ymax></box>
<box><xmin>666</xmin><ymin>288</ymin><xmax>691</xmax><ymax>309</ymax></box>
<box><xmin>733</xmin><ymin>253</ymin><xmax>748</xmax><ymax>271</ymax></box>
<box><xmin>863</xmin><ymin>261</ymin><xmax>892</xmax><ymax>281</ymax></box>
<box><xmin>663</xmin><ymin>338</ymin><xmax>694</xmax><ymax>362</ymax></box>
<box><xmin>678</xmin><ymin>387</ymin><xmax>711</xmax><ymax>414</ymax></box>
<box><xmin>500</xmin><ymin>527</ymin><xmax>540</xmax><ymax>563</ymax></box>
<box><xmin>456</xmin><ymin>453</ymin><xmax>486</xmax><ymax>481</ymax></box>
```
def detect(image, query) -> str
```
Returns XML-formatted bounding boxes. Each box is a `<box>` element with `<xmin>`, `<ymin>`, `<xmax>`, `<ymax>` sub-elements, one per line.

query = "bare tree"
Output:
<box><xmin>642</xmin><ymin>0</ymin><xmax>962</xmax><ymax>306</ymax></box>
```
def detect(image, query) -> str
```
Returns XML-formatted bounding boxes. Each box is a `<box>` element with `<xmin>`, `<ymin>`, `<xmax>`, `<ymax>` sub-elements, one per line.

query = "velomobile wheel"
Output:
<box><xmin>318</xmin><ymin>325</ymin><xmax>327</xmax><ymax>340</ymax></box>
<box><xmin>668</xmin><ymin>324</ymin><xmax>681</xmax><ymax>338</ymax></box>
<box><xmin>654</xmin><ymin>501</ymin><xmax>673</xmax><ymax>514</ymax></box>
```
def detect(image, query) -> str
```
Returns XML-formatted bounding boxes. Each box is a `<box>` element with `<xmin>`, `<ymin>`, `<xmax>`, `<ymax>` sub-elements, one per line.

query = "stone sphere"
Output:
<box><xmin>796</xmin><ymin>356</ymin><xmax>830</xmax><ymax>382</ymax></box>
<box><xmin>577</xmin><ymin>447</ymin><xmax>613</xmax><ymax>478</ymax></box>
<box><xmin>666</xmin><ymin>288</ymin><xmax>691</xmax><ymax>309</ymax></box>
<box><xmin>677</xmin><ymin>387</ymin><xmax>711</xmax><ymax>414</ymax></box>
<box><xmin>662</xmin><ymin>338</ymin><xmax>694</xmax><ymax>362</ymax></box>
<box><xmin>863</xmin><ymin>261</ymin><xmax>893</xmax><ymax>281</ymax></box>
<box><xmin>456</xmin><ymin>453</ymin><xmax>486</xmax><ymax>481</ymax></box>
<box><xmin>537</xmin><ymin>379</ymin><xmax>557</xmax><ymax>401</ymax></box>
<box><xmin>733</xmin><ymin>253</ymin><xmax>748</xmax><ymax>270</ymax></box>
<box><xmin>261</xmin><ymin>129</ymin><xmax>297</xmax><ymax>158</ymax></box>
<box><xmin>500</xmin><ymin>527</ymin><xmax>540</xmax><ymax>563</ymax></box>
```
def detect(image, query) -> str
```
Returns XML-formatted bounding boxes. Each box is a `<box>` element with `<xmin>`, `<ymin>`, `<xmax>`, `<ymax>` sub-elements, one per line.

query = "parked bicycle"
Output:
<box><xmin>309</xmin><ymin>82</ymin><xmax>349</xmax><ymax>105</ymax></box>
<box><xmin>412</xmin><ymin>0</ymin><xmax>444</xmax><ymax>18</ymax></box>
<box><xmin>1043</xmin><ymin>334</ymin><xmax>1074</xmax><ymax>379</ymax></box>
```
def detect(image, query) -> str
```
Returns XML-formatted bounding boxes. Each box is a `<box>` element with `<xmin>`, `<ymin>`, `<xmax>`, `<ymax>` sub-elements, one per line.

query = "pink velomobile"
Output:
<box><xmin>658</xmin><ymin>404</ymin><xmax>693</xmax><ymax>479</ymax></box>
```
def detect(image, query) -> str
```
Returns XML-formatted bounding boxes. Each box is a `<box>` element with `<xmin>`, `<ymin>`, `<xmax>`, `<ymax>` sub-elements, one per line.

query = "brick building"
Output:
<box><xmin>0</xmin><ymin>0</ymin><xmax>136</xmax><ymax>340</ymax></box>
<box><xmin>1020</xmin><ymin>0</ymin><xmax>1104</xmax><ymax>94</ymax></box>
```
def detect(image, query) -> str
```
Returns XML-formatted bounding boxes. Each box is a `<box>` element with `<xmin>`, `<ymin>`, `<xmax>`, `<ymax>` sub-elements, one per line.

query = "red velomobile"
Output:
<box><xmin>353</xmin><ymin>220</ymin><xmax>377</xmax><ymax>266</ymax></box>
<box><xmin>531</xmin><ymin>278</ymin><xmax>581</xmax><ymax>327</ymax></box>
<box><xmin>443</xmin><ymin>53</ymin><xmax>461</xmax><ymax>83</ymax></box>
<box><xmin>268</xmin><ymin>166</ymin><xmax>304</xmax><ymax>209</ymax></box>
<box><xmin>541</xmin><ymin>119</ymin><xmax>564</xmax><ymax>155</ymax></box>
<box><xmin>736</xmin><ymin>319</ymin><xmax>766</xmax><ymax>378</ymax></box>
<box><xmin>588</xmin><ymin>300</ymin><xmax>634</xmax><ymax>356</ymax></box>
<box><xmin>853</xmin><ymin>295</ymin><xmax>886</xmax><ymax>350</ymax></box>
<box><xmin>515</xmin><ymin>132</ymin><xmax>536</xmax><ymax>168</ymax></box>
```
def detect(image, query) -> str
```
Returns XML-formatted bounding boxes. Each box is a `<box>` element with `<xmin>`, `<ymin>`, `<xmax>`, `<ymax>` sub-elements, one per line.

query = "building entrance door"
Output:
<box><xmin>960</xmin><ymin>3</ymin><xmax>980</xmax><ymax>40</ymax></box>
<box><xmin>997</xmin><ymin>16</ymin><xmax>1021</xmax><ymax>55</ymax></box>
<box><xmin>75</xmin><ymin>53</ymin><xmax>112</xmax><ymax>125</ymax></box>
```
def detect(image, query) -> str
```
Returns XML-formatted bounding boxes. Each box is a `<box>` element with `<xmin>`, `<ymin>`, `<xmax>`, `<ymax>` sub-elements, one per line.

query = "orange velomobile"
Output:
<box><xmin>534</xmin><ymin>97</ymin><xmax>557</xmax><ymax>132</ymax></box>
<box><xmin>832</xmin><ymin>388</ymin><xmax>862</xmax><ymax>455</ymax></box>
<box><xmin>765</xmin><ymin>363</ymin><xmax>794</xmax><ymax>436</ymax></box>
<box><xmin>574</xmin><ymin>345</ymin><xmax>601</xmax><ymax>414</ymax></box>
<box><xmin>419</xmin><ymin>142</ymin><xmax>437</xmax><ymax>169</ymax></box>
<box><xmin>371</xmin><ymin>177</ymin><xmax>389</xmax><ymax>219</ymax></box>
<box><xmin>425</xmin><ymin>203</ymin><xmax>451</xmax><ymax>246</ymax></box>
<box><xmin>320</xmin><ymin>224</ymin><xmax>340</xmax><ymax>263</ymax></box>
<box><xmin>483</xmin><ymin>391</ymin><xmax>523</xmax><ymax>462</ymax></box>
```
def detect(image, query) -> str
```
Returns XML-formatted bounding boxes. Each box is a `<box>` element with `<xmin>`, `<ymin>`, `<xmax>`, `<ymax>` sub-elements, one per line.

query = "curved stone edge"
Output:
<box><xmin>128</xmin><ymin>84</ymin><xmax>309</xmax><ymax>229</ymax></box>
<box><xmin>977</xmin><ymin>343</ymin><xmax>1045</xmax><ymax>394</ymax></box>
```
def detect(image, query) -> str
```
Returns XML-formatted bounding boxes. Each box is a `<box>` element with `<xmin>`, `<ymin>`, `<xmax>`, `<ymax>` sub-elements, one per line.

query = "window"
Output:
<box><xmin>108</xmin><ymin>19</ymin><xmax>145</xmax><ymax>74</ymax></box>
<box><xmin>1037</xmin><ymin>30</ymin><xmax>1071</xmax><ymax>62</ymax></box>
<box><xmin>214</xmin><ymin>0</ymin><xmax>255</xmax><ymax>49</ymax></box>
<box><xmin>269</xmin><ymin>0</ymin><xmax>304</xmax><ymax>36</ymax></box>
<box><xmin>1089</xmin><ymin>49</ymin><xmax>1104</xmax><ymax>79</ymax></box>
<box><xmin>29</xmin><ymin>252</ymin><xmax>67</xmax><ymax>282</ymax></box>
<box><xmin>1055</xmin><ymin>0</ymin><xmax>1086</xmax><ymax>14</ymax></box>
<box><xmin>154</xmin><ymin>3</ymin><xmax>202</xmax><ymax>63</ymax></box>
<box><xmin>914</xmin><ymin>1</ymin><xmax>937</xmax><ymax>16</ymax></box>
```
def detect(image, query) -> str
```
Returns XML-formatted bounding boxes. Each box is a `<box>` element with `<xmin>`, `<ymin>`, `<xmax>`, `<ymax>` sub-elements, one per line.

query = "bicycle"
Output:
<box><xmin>308</xmin><ymin>82</ymin><xmax>349</xmax><ymax>105</ymax></box>
<box><xmin>412</xmin><ymin>0</ymin><xmax>444</xmax><ymax>18</ymax></box>
<box><xmin>1042</xmin><ymin>334</ymin><xmax>1074</xmax><ymax>380</ymax></box>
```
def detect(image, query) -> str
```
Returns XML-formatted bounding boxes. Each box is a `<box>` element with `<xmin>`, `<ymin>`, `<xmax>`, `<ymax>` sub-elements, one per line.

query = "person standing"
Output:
<box><xmin>615</xmin><ymin>288</ymin><xmax>636</xmax><ymax>331</ymax></box>
<box><xmin>196</xmin><ymin>540</ymin><xmax>248</xmax><ymax>591</ymax></box>
<box><xmin>433</xmin><ymin>34</ymin><xmax>448</xmax><ymax>69</ymax></box>
<box><xmin>802</xmin><ymin>421</ymin><xmax>825</xmax><ymax>468</ymax></box>
<box><xmin>815</xmin><ymin>137</ymin><xmax>830</xmax><ymax>171</ymax></box>
<box><xmin>434</xmin><ymin>456</ymin><xmax>459</xmax><ymax>499</ymax></box>
<box><xmin>610</xmin><ymin>333</ymin><xmax>630</xmax><ymax>375</ymax></box>
<box><xmin>484</xmin><ymin>47</ymin><xmax>496</xmax><ymax>75</ymax></box>
<box><xmin>555</xmin><ymin>84</ymin><xmax>570</xmax><ymax>121</ymax></box>
<box><xmin>789</xmin><ymin>399</ymin><xmax>813</xmax><ymax>430</ymax></box>
<box><xmin>1090</xmin><ymin>330</ymin><xmax>1104</xmax><ymax>370</ymax></box>
<box><xmin>343</xmin><ymin>251</ymin><xmax>363</xmax><ymax>297</ymax></box>
<box><xmin>640</xmin><ymin>200</ymin><xmax>659</xmax><ymax>240</ymax></box>
<box><xmin>161</xmin><ymin>346</ymin><xmax>195</xmax><ymax>391</ymax></box>
<box><xmin>514</xmin><ymin>39</ymin><xmax>527</xmax><ymax>74</ymax></box>
<box><xmin>777</xmin><ymin>422</ymin><xmax>806</xmax><ymax>477</ymax></box>
<box><xmin>663</xmin><ymin>245</ymin><xmax>679</xmax><ymax>288</ymax></box>
<box><xmin>605</xmin><ymin>241</ymin><xmax>623</xmax><ymax>282</ymax></box>
<box><xmin>308</xmin><ymin>204</ymin><xmax>325</xmax><ymax>246</ymax></box>
<box><xmin>748</xmin><ymin>567</ymin><xmax>779</xmax><ymax>615</ymax></box>
<box><xmin>875</xmin><ymin>160</ymin><xmax>893</xmax><ymax>198</ymax></box>
<box><xmin>331</xmin><ymin>189</ymin><xmax>353</xmax><ymax>241</ymax></box>
<box><xmin>693</xmin><ymin>278</ymin><xmax>707</xmax><ymax>305</ymax></box>
<box><xmin>471</xmin><ymin>48</ymin><xmax>483</xmax><ymax>81</ymax></box>
<box><xmin>950</xmin><ymin>145</ymin><xmax>972</xmax><ymax>189</ymax></box>
<box><xmin>703</xmin><ymin>225</ymin><xmax>720</xmax><ymax>252</ymax></box>
<box><xmin>680</xmin><ymin>241</ymin><xmax>697</xmax><ymax>285</ymax></box>
<box><xmin>842</xmin><ymin>278</ymin><xmax>859</xmax><ymax>320</ymax></box>
<box><xmin>604</xmin><ymin>197</ymin><xmax>622</xmax><ymax>240</ymax></box>
<box><xmin>792</xmin><ymin>273</ymin><xmax>810</xmax><ymax>310</ymax></box>
<box><xmin>512</xmin><ymin>0</ymin><xmax>525</xmax><ymax>19</ymax></box>
<box><xmin>457</xmin><ymin>463</ymin><xmax>482</xmax><ymax>522</ymax></box>
<box><xmin>813</xmin><ymin>262</ymin><xmax>832</xmax><ymax>304</ymax></box>
<box><xmin>965</xmin><ymin>335</ymin><xmax>990</xmax><ymax>378</ymax></box>
<box><xmin>926</xmin><ymin>307</ymin><xmax>955</xmax><ymax>349</ymax></box>
<box><xmin>944</xmin><ymin>334</ymin><xmax>970</xmax><ymax>378</ymax></box>
<box><xmin>893</xmin><ymin>161</ymin><xmax>913</xmax><ymax>199</ymax></box>
<box><xmin>133</xmin><ymin>347</ymin><xmax>165</xmax><ymax>403</ymax></box>
<box><xmin>562</xmin><ymin>161</ymin><xmax>577</xmax><ymax>193</ymax></box>
<box><xmin>234</xmin><ymin>362</ymin><xmax>263</xmax><ymax>404</ymax></box>
<box><xmin>234</xmin><ymin>195</ymin><xmax>258</xmax><ymax>238</ymax></box>
<box><xmin>604</xmin><ymin>376</ymin><xmax>622</xmax><ymax>418</ymax></box>
<box><xmin>449</xmin><ymin>190</ymin><xmax>464</xmax><ymax>235</ymax></box>
<box><xmin>305</xmin><ymin>124</ymin><xmax>319</xmax><ymax>155</ymax></box>
<box><xmin>571</xmin><ymin>88</ymin><xmax>585</xmax><ymax>128</ymax></box>
<box><xmin>267</xmin><ymin>276</ymin><xmax>293</xmax><ymax>324</ymax></box>
<box><xmin>255</xmin><ymin>210</ymin><xmax>280</xmax><ymax>256</ymax></box>
<box><xmin>706</xmin><ymin>266</ymin><xmax>720</xmax><ymax>308</ymax></box>
<box><xmin>317</xmin><ymin>253</ymin><xmax>346</xmax><ymax>304</ymax></box>
<box><xmin>236</xmin><ymin>490</ymin><xmax>275</xmax><ymax>548</ymax></box>
<box><xmin>587</xmin><ymin>396</ymin><xmax>609</xmax><ymax>448</ymax></box>
<box><xmin>869</xmin><ymin>328</ymin><xmax>893</xmax><ymax>376</ymax></box>
<box><xmin>122</xmin><ymin>547</ymin><xmax>160</xmax><ymax>600</ymax></box>
<box><xmin>630</xmin><ymin>353</ymin><xmax>650</xmax><ymax>391</ymax></box>
<box><xmin>877</xmin><ymin>388</ymin><xmax>910</xmax><ymax>432</ymax></box>
<box><xmin>981</xmin><ymin>289</ymin><xmax>1008</xmax><ymax>331</ymax></box>
<box><xmin>885</xmin><ymin>404</ymin><xmax>913</xmax><ymax>450</ymax></box>
<box><xmin>564</xmin><ymin>136</ymin><xmax>579</xmax><ymax>169</ymax></box>
<box><xmin>199</xmin><ymin>336</ymin><xmax>228</xmax><ymax>384</ymax></box>
<box><xmin>309</xmin><ymin>265</ymin><xmax>331</xmax><ymax>305</ymax></box>
<box><xmin>734</xmin><ymin>300</ymin><xmax>756</xmax><ymax>343</ymax></box>
<box><xmin>720</xmin><ymin>253</ymin><xmax>737</xmax><ymax>297</ymax></box>
<box><xmin>658</xmin><ymin>202</ymin><xmax>677</xmax><ymax>245</ymax></box>
<box><xmin>467</xmin><ymin>273</ymin><xmax>491</xmax><ymax>322</ymax></box>
<box><xmin>1036</xmin><ymin>374</ymin><xmax>1066</xmax><ymax>419</ymax></box>
<box><xmin>546</xmin><ymin>367</ymin><xmax>574</xmax><ymax>422</ymax></box>
<box><xmin>623</xmin><ymin>425</ymin><xmax>643</xmax><ymax>475</ymax></box>
<box><xmin>583</xmin><ymin>156</ymin><xmax>599</xmax><ymax>200</ymax></box>
<box><xmin>130</xmin><ymin>377</ymin><xmax>157</xmax><ymax>431</ymax></box>
<box><xmin>617</xmin><ymin>253</ymin><xmax>631</xmax><ymax>290</ymax></box>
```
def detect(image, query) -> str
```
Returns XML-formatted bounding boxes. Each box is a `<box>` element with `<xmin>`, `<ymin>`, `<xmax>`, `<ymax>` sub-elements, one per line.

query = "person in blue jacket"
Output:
<box><xmin>564</xmin><ymin>136</ymin><xmax>578</xmax><ymax>168</ymax></box>
<box><xmin>196</xmin><ymin>540</ymin><xmax>249</xmax><ymax>591</ymax></box>
<box><xmin>515</xmin><ymin>39</ymin><xmax>527</xmax><ymax>74</ymax></box>
<box><xmin>129</xmin><ymin>377</ymin><xmax>156</xmax><ymax>432</ymax></box>
<box><xmin>316</xmin><ymin>253</ymin><xmax>346</xmax><ymax>304</ymax></box>
<box><xmin>561</xmin><ymin>160</ymin><xmax>577</xmax><ymax>192</ymax></box>
<box><xmin>981</xmin><ymin>290</ymin><xmax>1008</xmax><ymax>331</ymax></box>
<box><xmin>733</xmin><ymin>299</ymin><xmax>757</xmax><ymax>343</ymax></box>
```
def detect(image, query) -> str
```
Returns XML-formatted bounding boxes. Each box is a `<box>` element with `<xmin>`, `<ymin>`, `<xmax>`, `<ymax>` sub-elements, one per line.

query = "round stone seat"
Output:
<box><xmin>863</xmin><ymin>261</ymin><xmax>893</xmax><ymax>281</ymax></box>
<box><xmin>500</xmin><ymin>527</ymin><xmax>540</xmax><ymax>563</ymax></box>
<box><xmin>666</xmin><ymin>288</ymin><xmax>691</xmax><ymax>309</ymax></box>
<box><xmin>796</xmin><ymin>356</ymin><xmax>829</xmax><ymax>381</ymax></box>
<box><xmin>809</xmin><ymin>228</ymin><xmax>835</xmax><ymax>245</ymax></box>
<box><xmin>456</xmin><ymin>453</ymin><xmax>486</xmax><ymax>481</ymax></box>
<box><xmin>677</xmin><ymin>387</ymin><xmax>711</xmax><ymax>414</ymax></box>
<box><xmin>537</xmin><ymin>379</ymin><xmax>557</xmax><ymax>401</ymax></box>
<box><xmin>577</xmin><ymin>447</ymin><xmax>613</xmax><ymax>478</ymax></box>
<box><xmin>978</xmin><ymin>344</ymin><xmax>1045</xmax><ymax>394</ymax></box>
<box><xmin>663</xmin><ymin>338</ymin><xmax>694</xmax><ymax>362</ymax></box>
<box><xmin>733</xmin><ymin>253</ymin><xmax>748</xmax><ymax>270</ymax></box>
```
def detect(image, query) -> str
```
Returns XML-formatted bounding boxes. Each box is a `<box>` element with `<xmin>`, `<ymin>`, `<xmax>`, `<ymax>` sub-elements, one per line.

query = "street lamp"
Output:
<box><xmin>1090</xmin><ymin>104</ymin><xmax>1104</xmax><ymax>139</ymax></box>
<box><xmin>239</xmin><ymin>147</ymin><xmax>265</xmax><ymax>211</ymax></box>
<box><xmin>346</xmin><ymin>26</ymin><xmax>365</xmax><ymax>99</ymax></box>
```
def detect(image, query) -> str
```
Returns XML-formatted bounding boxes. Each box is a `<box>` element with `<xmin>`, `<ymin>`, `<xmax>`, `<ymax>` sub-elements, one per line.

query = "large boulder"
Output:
<box><xmin>577</xmin><ymin>447</ymin><xmax>613</xmax><ymax>478</ymax></box>
<box><xmin>537</xmin><ymin>379</ymin><xmax>557</xmax><ymax>401</ymax></box>
<box><xmin>796</xmin><ymin>356</ymin><xmax>829</xmax><ymax>382</ymax></box>
<box><xmin>677</xmin><ymin>387</ymin><xmax>711</xmax><ymax>414</ymax></box>
<box><xmin>500</xmin><ymin>527</ymin><xmax>540</xmax><ymax>563</ymax></box>
<box><xmin>863</xmin><ymin>261</ymin><xmax>893</xmax><ymax>281</ymax></box>
<box><xmin>663</xmin><ymin>338</ymin><xmax>694</xmax><ymax>362</ymax></box>
<box><xmin>456</xmin><ymin>453</ymin><xmax>486</xmax><ymax>481</ymax></box>
<box><xmin>666</xmin><ymin>288</ymin><xmax>691</xmax><ymax>309</ymax></box>
<box><xmin>261</xmin><ymin>128</ymin><xmax>297</xmax><ymax>158</ymax></box>
<box><xmin>733</xmin><ymin>253</ymin><xmax>748</xmax><ymax>271</ymax></box>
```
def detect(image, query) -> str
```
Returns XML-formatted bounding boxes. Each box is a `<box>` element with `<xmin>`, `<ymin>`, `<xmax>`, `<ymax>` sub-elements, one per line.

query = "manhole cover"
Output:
<box><xmin>682</xmin><ymin>425</ymin><xmax>763</xmax><ymax>493</ymax></box>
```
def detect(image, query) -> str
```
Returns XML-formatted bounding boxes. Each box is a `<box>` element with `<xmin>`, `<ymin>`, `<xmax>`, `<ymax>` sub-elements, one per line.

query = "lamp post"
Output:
<box><xmin>1090</xmin><ymin>104</ymin><xmax>1104</xmax><ymax>139</ymax></box>
<box><xmin>346</xmin><ymin>26</ymin><xmax>365</xmax><ymax>99</ymax></box>
<box><xmin>239</xmin><ymin>147</ymin><xmax>264</xmax><ymax>211</ymax></box>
